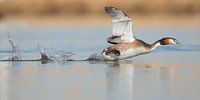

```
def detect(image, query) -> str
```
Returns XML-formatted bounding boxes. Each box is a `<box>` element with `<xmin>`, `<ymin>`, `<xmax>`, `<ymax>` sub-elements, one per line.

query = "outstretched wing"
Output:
<box><xmin>105</xmin><ymin>6</ymin><xmax>135</xmax><ymax>44</ymax></box>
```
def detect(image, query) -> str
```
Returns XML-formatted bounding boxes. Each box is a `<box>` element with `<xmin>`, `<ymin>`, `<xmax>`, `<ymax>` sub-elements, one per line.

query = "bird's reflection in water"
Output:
<box><xmin>0</xmin><ymin>60</ymin><xmax>180</xmax><ymax>100</ymax></box>
<box><xmin>103</xmin><ymin>60</ymin><xmax>154</xmax><ymax>100</ymax></box>
<box><xmin>102</xmin><ymin>60</ymin><xmax>178</xmax><ymax>100</ymax></box>
<box><xmin>104</xmin><ymin>60</ymin><xmax>135</xmax><ymax>100</ymax></box>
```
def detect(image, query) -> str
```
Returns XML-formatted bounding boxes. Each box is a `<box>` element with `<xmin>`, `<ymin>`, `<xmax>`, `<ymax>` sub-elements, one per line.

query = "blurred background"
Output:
<box><xmin>0</xmin><ymin>1</ymin><xmax>200</xmax><ymax>100</ymax></box>
<box><xmin>0</xmin><ymin>0</ymin><xmax>199</xmax><ymax>26</ymax></box>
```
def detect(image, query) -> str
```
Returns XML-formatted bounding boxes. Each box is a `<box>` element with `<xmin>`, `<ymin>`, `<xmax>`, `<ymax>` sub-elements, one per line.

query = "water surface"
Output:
<box><xmin>0</xmin><ymin>22</ymin><xmax>200</xmax><ymax>100</ymax></box>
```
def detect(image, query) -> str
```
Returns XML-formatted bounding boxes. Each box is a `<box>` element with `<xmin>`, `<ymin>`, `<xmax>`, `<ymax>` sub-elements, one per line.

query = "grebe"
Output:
<box><xmin>101</xmin><ymin>6</ymin><xmax>179</xmax><ymax>60</ymax></box>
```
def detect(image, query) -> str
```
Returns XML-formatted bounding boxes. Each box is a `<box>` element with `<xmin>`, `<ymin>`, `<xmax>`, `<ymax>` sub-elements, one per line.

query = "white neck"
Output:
<box><xmin>150</xmin><ymin>42</ymin><xmax>160</xmax><ymax>51</ymax></box>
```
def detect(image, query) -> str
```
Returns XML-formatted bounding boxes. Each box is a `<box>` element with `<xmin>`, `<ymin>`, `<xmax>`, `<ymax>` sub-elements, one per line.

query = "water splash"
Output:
<box><xmin>4</xmin><ymin>34</ymin><xmax>105</xmax><ymax>62</ymax></box>
<box><xmin>7</xmin><ymin>33</ymin><xmax>21</xmax><ymax>60</ymax></box>
<box><xmin>49</xmin><ymin>52</ymin><xmax>105</xmax><ymax>62</ymax></box>
<box><xmin>50</xmin><ymin>50</ymin><xmax>75</xmax><ymax>62</ymax></box>
<box><xmin>37</xmin><ymin>44</ymin><xmax>75</xmax><ymax>62</ymax></box>
<box><xmin>87</xmin><ymin>53</ymin><xmax>104</xmax><ymax>61</ymax></box>
<box><xmin>37</xmin><ymin>44</ymin><xmax>50</xmax><ymax>63</ymax></box>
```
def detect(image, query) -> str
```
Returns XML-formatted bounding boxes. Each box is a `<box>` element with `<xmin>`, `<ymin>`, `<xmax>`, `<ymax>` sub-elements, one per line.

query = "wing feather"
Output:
<box><xmin>105</xmin><ymin>7</ymin><xmax>135</xmax><ymax>44</ymax></box>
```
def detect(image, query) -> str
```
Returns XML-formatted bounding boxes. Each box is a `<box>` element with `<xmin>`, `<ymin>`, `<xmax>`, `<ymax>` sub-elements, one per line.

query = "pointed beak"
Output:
<box><xmin>174</xmin><ymin>39</ymin><xmax>181</xmax><ymax>45</ymax></box>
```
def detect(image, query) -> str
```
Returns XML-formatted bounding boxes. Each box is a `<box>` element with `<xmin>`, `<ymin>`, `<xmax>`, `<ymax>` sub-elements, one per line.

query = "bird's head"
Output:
<box><xmin>158</xmin><ymin>37</ymin><xmax>180</xmax><ymax>45</ymax></box>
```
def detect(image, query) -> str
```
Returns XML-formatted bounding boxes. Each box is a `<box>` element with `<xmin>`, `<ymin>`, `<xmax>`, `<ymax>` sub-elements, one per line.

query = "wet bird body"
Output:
<box><xmin>102</xmin><ymin>39</ymin><xmax>149</xmax><ymax>60</ymax></box>
<box><xmin>101</xmin><ymin>7</ymin><xmax>179</xmax><ymax>60</ymax></box>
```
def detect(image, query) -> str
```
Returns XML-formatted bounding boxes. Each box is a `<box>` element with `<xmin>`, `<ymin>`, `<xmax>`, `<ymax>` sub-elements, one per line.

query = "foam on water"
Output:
<box><xmin>87</xmin><ymin>53</ymin><xmax>105</xmax><ymax>61</ymax></box>
<box><xmin>50</xmin><ymin>50</ymin><xmax>75</xmax><ymax>61</ymax></box>
<box><xmin>47</xmin><ymin>51</ymin><xmax>105</xmax><ymax>62</ymax></box>
<box><xmin>37</xmin><ymin>44</ymin><xmax>105</xmax><ymax>62</ymax></box>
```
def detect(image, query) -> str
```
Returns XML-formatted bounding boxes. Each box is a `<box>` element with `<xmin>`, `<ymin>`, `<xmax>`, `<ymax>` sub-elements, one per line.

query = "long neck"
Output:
<box><xmin>149</xmin><ymin>41</ymin><xmax>161</xmax><ymax>51</ymax></box>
